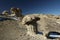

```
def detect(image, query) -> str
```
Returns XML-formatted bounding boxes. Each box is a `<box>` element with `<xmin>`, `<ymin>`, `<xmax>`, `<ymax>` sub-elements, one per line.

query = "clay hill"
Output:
<box><xmin>0</xmin><ymin>8</ymin><xmax>60</xmax><ymax>40</ymax></box>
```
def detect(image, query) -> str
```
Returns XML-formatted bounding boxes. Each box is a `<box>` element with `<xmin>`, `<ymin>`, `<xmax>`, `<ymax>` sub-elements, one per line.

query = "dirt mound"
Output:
<box><xmin>0</xmin><ymin>14</ymin><xmax>60</xmax><ymax>40</ymax></box>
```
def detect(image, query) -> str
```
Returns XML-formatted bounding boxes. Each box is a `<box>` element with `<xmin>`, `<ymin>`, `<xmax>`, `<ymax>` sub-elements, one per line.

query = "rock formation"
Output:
<box><xmin>22</xmin><ymin>14</ymin><xmax>60</xmax><ymax>40</ymax></box>
<box><xmin>2</xmin><ymin>10</ymin><xmax>9</xmax><ymax>16</ymax></box>
<box><xmin>0</xmin><ymin>7</ymin><xmax>24</xmax><ymax>21</ymax></box>
<box><xmin>0</xmin><ymin>8</ymin><xmax>60</xmax><ymax>40</ymax></box>
<box><xmin>10</xmin><ymin>7</ymin><xmax>23</xmax><ymax>17</ymax></box>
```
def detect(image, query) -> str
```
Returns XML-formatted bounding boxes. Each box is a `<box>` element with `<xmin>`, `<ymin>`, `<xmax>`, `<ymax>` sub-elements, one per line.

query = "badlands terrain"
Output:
<box><xmin>0</xmin><ymin>13</ymin><xmax>60</xmax><ymax>40</ymax></box>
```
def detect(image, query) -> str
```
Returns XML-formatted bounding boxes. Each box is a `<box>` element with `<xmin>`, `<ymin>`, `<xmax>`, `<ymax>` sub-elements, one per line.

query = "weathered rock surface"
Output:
<box><xmin>0</xmin><ymin>14</ymin><xmax>60</xmax><ymax>40</ymax></box>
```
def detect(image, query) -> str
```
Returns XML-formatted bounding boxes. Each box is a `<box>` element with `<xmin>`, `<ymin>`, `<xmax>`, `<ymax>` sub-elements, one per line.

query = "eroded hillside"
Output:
<box><xmin>0</xmin><ymin>13</ymin><xmax>60</xmax><ymax>40</ymax></box>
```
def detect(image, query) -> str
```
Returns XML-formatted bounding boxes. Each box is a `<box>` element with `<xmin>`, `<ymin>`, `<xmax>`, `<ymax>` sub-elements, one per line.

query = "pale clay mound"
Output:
<box><xmin>0</xmin><ymin>14</ymin><xmax>60</xmax><ymax>40</ymax></box>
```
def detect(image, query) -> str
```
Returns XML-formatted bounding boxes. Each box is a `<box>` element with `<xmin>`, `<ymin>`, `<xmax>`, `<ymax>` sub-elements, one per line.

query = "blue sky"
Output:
<box><xmin>0</xmin><ymin>0</ymin><xmax>60</xmax><ymax>15</ymax></box>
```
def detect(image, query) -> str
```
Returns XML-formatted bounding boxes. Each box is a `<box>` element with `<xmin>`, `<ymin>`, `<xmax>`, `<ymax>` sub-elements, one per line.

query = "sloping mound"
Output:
<box><xmin>0</xmin><ymin>14</ymin><xmax>60</xmax><ymax>40</ymax></box>
<box><xmin>0</xmin><ymin>20</ymin><xmax>27</xmax><ymax>40</ymax></box>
